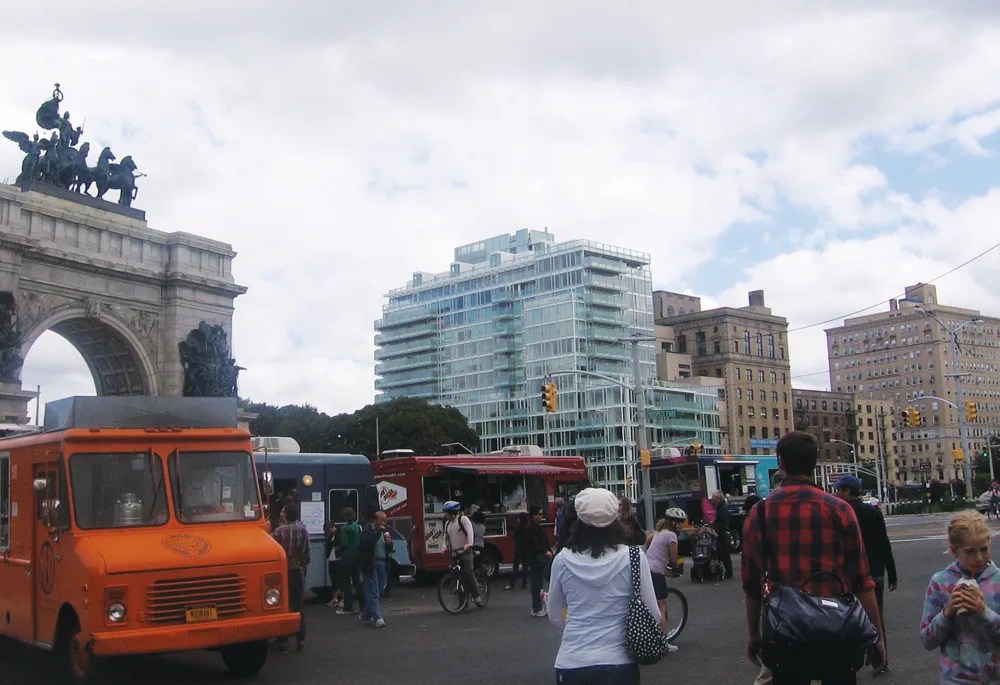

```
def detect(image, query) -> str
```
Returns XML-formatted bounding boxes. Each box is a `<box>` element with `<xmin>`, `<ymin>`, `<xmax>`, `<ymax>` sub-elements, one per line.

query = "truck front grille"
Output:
<box><xmin>145</xmin><ymin>573</ymin><xmax>248</xmax><ymax>624</ymax></box>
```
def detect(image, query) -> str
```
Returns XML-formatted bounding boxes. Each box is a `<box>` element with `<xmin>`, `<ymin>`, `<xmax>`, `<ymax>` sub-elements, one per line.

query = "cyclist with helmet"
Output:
<box><xmin>443</xmin><ymin>501</ymin><xmax>483</xmax><ymax>606</ymax></box>
<box><xmin>644</xmin><ymin>507</ymin><xmax>687</xmax><ymax>650</ymax></box>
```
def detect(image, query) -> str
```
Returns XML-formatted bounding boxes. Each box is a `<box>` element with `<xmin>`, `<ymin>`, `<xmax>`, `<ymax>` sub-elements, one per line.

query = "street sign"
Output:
<box><xmin>750</xmin><ymin>439</ymin><xmax>778</xmax><ymax>449</ymax></box>
<box><xmin>919</xmin><ymin>461</ymin><xmax>932</xmax><ymax>471</ymax></box>
<box><xmin>645</xmin><ymin>409</ymin><xmax>680</xmax><ymax>420</ymax></box>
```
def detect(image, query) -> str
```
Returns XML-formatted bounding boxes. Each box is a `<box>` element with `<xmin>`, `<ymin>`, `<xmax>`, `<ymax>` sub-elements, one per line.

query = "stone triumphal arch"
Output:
<box><xmin>0</xmin><ymin>183</ymin><xmax>247</xmax><ymax>421</ymax></box>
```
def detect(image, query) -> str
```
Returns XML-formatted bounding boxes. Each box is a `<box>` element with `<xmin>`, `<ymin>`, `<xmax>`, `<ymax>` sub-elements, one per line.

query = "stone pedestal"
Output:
<box><xmin>0</xmin><ymin>183</ymin><xmax>247</xmax><ymax>398</ymax></box>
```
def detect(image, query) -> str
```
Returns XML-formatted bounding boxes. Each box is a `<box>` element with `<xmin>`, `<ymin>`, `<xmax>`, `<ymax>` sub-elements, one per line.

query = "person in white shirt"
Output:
<box><xmin>547</xmin><ymin>488</ymin><xmax>660</xmax><ymax>684</ymax></box>
<box><xmin>443</xmin><ymin>501</ymin><xmax>482</xmax><ymax>606</ymax></box>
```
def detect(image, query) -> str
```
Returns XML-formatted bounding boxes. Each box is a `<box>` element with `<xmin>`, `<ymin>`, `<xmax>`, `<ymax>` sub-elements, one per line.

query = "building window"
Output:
<box><xmin>773</xmin><ymin>408</ymin><xmax>780</xmax><ymax>420</ymax></box>
<box><xmin>780</xmin><ymin>347</ymin><xmax>785</xmax><ymax>359</ymax></box>
<box><xmin>749</xmin><ymin>426</ymin><xmax>757</xmax><ymax>438</ymax></box>
<box><xmin>715</xmin><ymin>368</ymin><xmax>723</xmax><ymax>377</ymax></box>
<box><xmin>744</xmin><ymin>330</ymin><xmax>751</xmax><ymax>355</ymax></box>
<box><xmin>762</xmin><ymin>427</ymin><xmax>769</xmax><ymax>439</ymax></box>
<box><xmin>746</xmin><ymin>368</ymin><xmax>752</xmax><ymax>381</ymax></box>
<box><xmin>738</xmin><ymin>405</ymin><xmax>744</xmax><ymax>418</ymax></box>
<box><xmin>796</xmin><ymin>398</ymin><xmax>803</xmax><ymax>409</ymax></box>
<box><xmin>784</xmin><ymin>408</ymin><xmax>789</xmax><ymax>420</ymax></box>
<box><xmin>748</xmin><ymin>407</ymin><xmax>755</xmax><ymax>418</ymax></box>
<box><xmin>736</xmin><ymin>388</ymin><xmax>742</xmax><ymax>399</ymax></box>
<box><xmin>768</xmin><ymin>334</ymin><xmax>775</xmax><ymax>359</ymax></box>
<box><xmin>781</xmin><ymin>373</ymin><xmax>786</xmax><ymax>385</ymax></box>
<box><xmin>758</xmin><ymin>371</ymin><xmax>765</xmax><ymax>383</ymax></box>
<box><xmin>770</xmin><ymin>372</ymin><xmax>777</xmax><ymax>384</ymax></box>
<box><xmin>677</xmin><ymin>335</ymin><xmax>687</xmax><ymax>354</ymax></box>
<box><xmin>811</xmin><ymin>416</ymin><xmax>818</xmax><ymax>426</ymax></box>
<box><xmin>771</xmin><ymin>391</ymin><xmax>778</xmax><ymax>402</ymax></box>
<box><xmin>756</xmin><ymin>333</ymin><xmax>764</xmax><ymax>357</ymax></box>
<box><xmin>734</xmin><ymin>368</ymin><xmax>741</xmax><ymax>381</ymax></box>
<box><xmin>761</xmin><ymin>406</ymin><xmax>767</xmax><ymax>418</ymax></box>
<box><xmin>748</xmin><ymin>389</ymin><xmax>755</xmax><ymax>401</ymax></box>
<box><xmin>713</xmin><ymin>340</ymin><xmax>721</xmax><ymax>354</ymax></box>
<box><xmin>732</xmin><ymin>341</ymin><xmax>739</xmax><ymax>353</ymax></box>
<box><xmin>822</xmin><ymin>401</ymin><xmax>827</xmax><ymax>411</ymax></box>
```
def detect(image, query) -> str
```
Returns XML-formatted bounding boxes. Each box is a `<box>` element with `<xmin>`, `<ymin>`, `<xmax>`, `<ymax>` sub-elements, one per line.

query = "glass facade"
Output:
<box><xmin>374</xmin><ymin>230</ymin><xmax>721</xmax><ymax>493</ymax></box>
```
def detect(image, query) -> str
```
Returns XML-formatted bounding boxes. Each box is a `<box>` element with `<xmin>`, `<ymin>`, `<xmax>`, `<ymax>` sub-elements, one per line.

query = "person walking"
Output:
<box><xmin>546</xmin><ymin>487</ymin><xmax>659</xmax><ymax>684</ymax></box>
<box><xmin>505</xmin><ymin>512</ymin><xmax>530</xmax><ymax>590</ymax></box>
<box><xmin>335</xmin><ymin>508</ymin><xmax>364</xmax><ymax>615</ymax></box>
<box><xmin>741</xmin><ymin>431</ymin><xmax>885</xmax><ymax>684</ymax></box>
<box><xmin>833</xmin><ymin>475</ymin><xmax>897</xmax><ymax>675</ymax></box>
<box><xmin>526</xmin><ymin>505</ymin><xmax>553</xmax><ymax>617</ymax></box>
<box><xmin>323</xmin><ymin>521</ymin><xmax>343</xmax><ymax>609</ymax></box>
<box><xmin>920</xmin><ymin>510</ymin><xmax>1000</xmax><ymax>683</ymax></box>
<box><xmin>358</xmin><ymin>511</ymin><xmax>393</xmax><ymax>628</ymax></box>
<box><xmin>271</xmin><ymin>503</ymin><xmax>310</xmax><ymax>652</ymax></box>
<box><xmin>710</xmin><ymin>491</ymin><xmax>733</xmax><ymax>579</ymax></box>
<box><xmin>618</xmin><ymin>498</ymin><xmax>647</xmax><ymax>546</ymax></box>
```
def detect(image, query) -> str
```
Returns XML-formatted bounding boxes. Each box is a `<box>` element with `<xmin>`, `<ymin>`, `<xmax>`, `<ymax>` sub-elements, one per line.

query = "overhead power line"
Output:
<box><xmin>787</xmin><ymin>239</ymin><xmax>1000</xmax><ymax>334</ymax></box>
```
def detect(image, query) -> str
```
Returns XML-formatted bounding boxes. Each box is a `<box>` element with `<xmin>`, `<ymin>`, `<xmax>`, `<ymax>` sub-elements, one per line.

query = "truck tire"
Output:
<box><xmin>56</xmin><ymin>612</ymin><xmax>101</xmax><ymax>685</ymax></box>
<box><xmin>220</xmin><ymin>640</ymin><xmax>269</xmax><ymax>678</ymax></box>
<box><xmin>480</xmin><ymin>546</ymin><xmax>501</xmax><ymax>578</ymax></box>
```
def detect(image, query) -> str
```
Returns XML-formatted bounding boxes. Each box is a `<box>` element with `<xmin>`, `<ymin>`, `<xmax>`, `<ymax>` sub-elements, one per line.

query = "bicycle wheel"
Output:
<box><xmin>662</xmin><ymin>587</ymin><xmax>688</xmax><ymax>642</ymax></box>
<box><xmin>474</xmin><ymin>573</ymin><xmax>490</xmax><ymax>608</ymax></box>
<box><xmin>437</xmin><ymin>573</ymin><xmax>468</xmax><ymax>614</ymax></box>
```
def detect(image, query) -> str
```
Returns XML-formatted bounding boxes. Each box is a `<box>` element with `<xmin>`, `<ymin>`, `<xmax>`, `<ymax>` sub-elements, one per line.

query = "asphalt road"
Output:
<box><xmin>0</xmin><ymin>512</ymin><xmax>995</xmax><ymax>685</ymax></box>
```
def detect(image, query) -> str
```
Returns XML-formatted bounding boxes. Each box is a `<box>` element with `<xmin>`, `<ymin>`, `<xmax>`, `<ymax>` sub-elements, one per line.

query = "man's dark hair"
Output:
<box><xmin>529</xmin><ymin>505</ymin><xmax>544</xmax><ymax>517</ymax></box>
<box><xmin>282</xmin><ymin>503</ymin><xmax>300</xmax><ymax>523</ymax></box>
<box><xmin>567</xmin><ymin>520</ymin><xmax>624</xmax><ymax>559</ymax></box>
<box><xmin>342</xmin><ymin>507</ymin><xmax>356</xmax><ymax>523</ymax></box>
<box><xmin>776</xmin><ymin>431</ymin><xmax>819</xmax><ymax>476</ymax></box>
<box><xmin>470</xmin><ymin>511</ymin><xmax>486</xmax><ymax>524</ymax></box>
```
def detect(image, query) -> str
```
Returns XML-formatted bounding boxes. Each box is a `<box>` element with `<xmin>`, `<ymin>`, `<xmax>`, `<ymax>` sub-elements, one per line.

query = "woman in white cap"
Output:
<box><xmin>546</xmin><ymin>487</ymin><xmax>660</xmax><ymax>684</ymax></box>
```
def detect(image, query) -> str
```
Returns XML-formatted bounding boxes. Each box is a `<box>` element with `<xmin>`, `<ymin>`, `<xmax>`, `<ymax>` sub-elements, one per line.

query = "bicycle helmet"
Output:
<box><xmin>442</xmin><ymin>500</ymin><xmax>462</xmax><ymax>513</ymax></box>
<box><xmin>663</xmin><ymin>507</ymin><xmax>687</xmax><ymax>522</ymax></box>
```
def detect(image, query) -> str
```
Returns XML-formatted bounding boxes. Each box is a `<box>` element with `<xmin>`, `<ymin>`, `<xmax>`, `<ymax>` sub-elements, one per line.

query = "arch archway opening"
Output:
<box><xmin>21</xmin><ymin>331</ymin><xmax>96</xmax><ymax>423</ymax></box>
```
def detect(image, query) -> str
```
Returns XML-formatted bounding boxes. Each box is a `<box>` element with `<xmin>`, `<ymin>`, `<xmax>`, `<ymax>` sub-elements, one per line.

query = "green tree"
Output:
<box><xmin>243</xmin><ymin>397</ymin><xmax>479</xmax><ymax>459</ymax></box>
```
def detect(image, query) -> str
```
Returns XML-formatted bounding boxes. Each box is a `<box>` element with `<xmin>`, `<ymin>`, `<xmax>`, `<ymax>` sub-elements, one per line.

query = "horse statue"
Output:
<box><xmin>96</xmin><ymin>153</ymin><xmax>141</xmax><ymax>207</ymax></box>
<box><xmin>55</xmin><ymin>141</ymin><xmax>89</xmax><ymax>190</ymax></box>
<box><xmin>77</xmin><ymin>146</ymin><xmax>113</xmax><ymax>196</ymax></box>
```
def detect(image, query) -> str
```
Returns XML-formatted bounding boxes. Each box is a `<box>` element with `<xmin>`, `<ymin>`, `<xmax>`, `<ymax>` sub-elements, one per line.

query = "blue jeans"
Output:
<box><xmin>362</xmin><ymin>560</ymin><xmax>388</xmax><ymax>621</ymax></box>
<box><xmin>555</xmin><ymin>664</ymin><xmax>640</xmax><ymax>684</ymax></box>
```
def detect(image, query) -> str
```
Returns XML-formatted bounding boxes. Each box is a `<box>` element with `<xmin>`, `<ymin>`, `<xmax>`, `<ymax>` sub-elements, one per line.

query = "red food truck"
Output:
<box><xmin>371</xmin><ymin>453</ymin><xmax>588</xmax><ymax>578</ymax></box>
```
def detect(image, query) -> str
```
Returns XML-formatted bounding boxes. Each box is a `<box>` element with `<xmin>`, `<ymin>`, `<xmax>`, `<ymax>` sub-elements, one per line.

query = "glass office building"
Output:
<box><xmin>374</xmin><ymin>229</ymin><xmax>721</xmax><ymax>492</ymax></box>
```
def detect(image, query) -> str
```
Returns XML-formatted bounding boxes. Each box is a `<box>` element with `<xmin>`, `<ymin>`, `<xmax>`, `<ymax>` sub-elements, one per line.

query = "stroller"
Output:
<box><xmin>689</xmin><ymin>524</ymin><xmax>725</xmax><ymax>583</ymax></box>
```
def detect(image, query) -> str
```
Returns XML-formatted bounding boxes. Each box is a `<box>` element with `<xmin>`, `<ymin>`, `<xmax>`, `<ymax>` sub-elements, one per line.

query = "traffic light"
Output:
<box><xmin>900</xmin><ymin>408</ymin><xmax>912</xmax><ymax>428</ymax></box>
<box><xmin>965</xmin><ymin>401</ymin><xmax>978</xmax><ymax>422</ymax></box>
<box><xmin>625</xmin><ymin>473</ymin><xmax>634</xmax><ymax>486</ymax></box>
<box><xmin>911</xmin><ymin>408</ymin><xmax>921</xmax><ymax>427</ymax></box>
<box><xmin>692</xmin><ymin>443</ymin><xmax>703</xmax><ymax>456</ymax></box>
<box><xmin>541</xmin><ymin>382</ymin><xmax>558</xmax><ymax>413</ymax></box>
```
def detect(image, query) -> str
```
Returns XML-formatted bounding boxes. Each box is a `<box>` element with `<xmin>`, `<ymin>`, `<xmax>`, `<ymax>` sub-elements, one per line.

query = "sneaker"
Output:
<box><xmin>337</xmin><ymin>608</ymin><xmax>355</xmax><ymax>615</ymax></box>
<box><xmin>296</xmin><ymin>641</ymin><xmax>305</xmax><ymax>652</ymax></box>
<box><xmin>473</xmin><ymin>596</ymin><xmax>484</xmax><ymax>607</ymax></box>
<box><xmin>666</xmin><ymin>643</ymin><xmax>679</xmax><ymax>653</ymax></box>
<box><xmin>357</xmin><ymin>613</ymin><xmax>367</xmax><ymax>621</ymax></box>
<box><xmin>374</xmin><ymin>619</ymin><xmax>386</xmax><ymax>628</ymax></box>
<box><xmin>503</xmin><ymin>585</ymin><xmax>514</xmax><ymax>591</ymax></box>
<box><xmin>530</xmin><ymin>609</ymin><xmax>548</xmax><ymax>617</ymax></box>
<box><xmin>326</xmin><ymin>600</ymin><xmax>341</xmax><ymax>609</ymax></box>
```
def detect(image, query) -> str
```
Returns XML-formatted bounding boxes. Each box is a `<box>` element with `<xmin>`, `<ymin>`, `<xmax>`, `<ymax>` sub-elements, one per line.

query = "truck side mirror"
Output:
<box><xmin>262</xmin><ymin>471</ymin><xmax>275</xmax><ymax>496</ymax></box>
<box><xmin>41</xmin><ymin>498</ymin><xmax>61</xmax><ymax>529</ymax></box>
<box><xmin>33</xmin><ymin>478</ymin><xmax>48</xmax><ymax>492</ymax></box>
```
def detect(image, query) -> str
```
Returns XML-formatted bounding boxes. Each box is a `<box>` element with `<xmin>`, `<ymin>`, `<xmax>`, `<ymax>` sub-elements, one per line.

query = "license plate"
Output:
<box><xmin>185</xmin><ymin>606</ymin><xmax>218</xmax><ymax>622</ymax></box>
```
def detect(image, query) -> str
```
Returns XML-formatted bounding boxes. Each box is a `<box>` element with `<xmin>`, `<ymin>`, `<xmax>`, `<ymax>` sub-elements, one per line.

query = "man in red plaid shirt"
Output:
<box><xmin>741</xmin><ymin>431</ymin><xmax>886</xmax><ymax>684</ymax></box>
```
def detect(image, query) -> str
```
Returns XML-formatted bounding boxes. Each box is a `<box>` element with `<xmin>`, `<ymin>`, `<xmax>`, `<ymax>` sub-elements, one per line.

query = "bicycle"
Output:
<box><xmin>437</xmin><ymin>552</ymin><xmax>490</xmax><ymax>614</ymax></box>
<box><xmin>662</xmin><ymin>586</ymin><xmax>688</xmax><ymax>642</ymax></box>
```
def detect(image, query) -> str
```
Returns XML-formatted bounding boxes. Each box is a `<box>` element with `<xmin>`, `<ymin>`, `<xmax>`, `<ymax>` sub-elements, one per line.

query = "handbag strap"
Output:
<box><xmin>758</xmin><ymin>499</ymin><xmax>770</xmax><ymax>583</ymax></box>
<box><xmin>627</xmin><ymin>545</ymin><xmax>642</xmax><ymax>600</ymax></box>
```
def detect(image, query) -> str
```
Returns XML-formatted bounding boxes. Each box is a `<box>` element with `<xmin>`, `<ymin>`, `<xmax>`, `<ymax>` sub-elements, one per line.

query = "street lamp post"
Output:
<box><xmin>620</xmin><ymin>332</ymin><xmax>656</xmax><ymax>529</ymax></box>
<box><xmin>917</xmin><ymin>307</ymin><xmax>981</xmax><ymax>499</ymax></box>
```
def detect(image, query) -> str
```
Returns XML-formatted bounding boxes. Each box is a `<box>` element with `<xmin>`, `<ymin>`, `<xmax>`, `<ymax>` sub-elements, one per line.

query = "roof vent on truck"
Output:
<box><xmin>43</xmin><ymin>396</ymin><xmax>239</xmax><ymax>431</ymax></box>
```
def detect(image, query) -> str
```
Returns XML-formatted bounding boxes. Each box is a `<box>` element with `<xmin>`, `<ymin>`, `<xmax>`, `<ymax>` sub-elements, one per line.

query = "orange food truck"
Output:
<box><xmin>0</xmin><ymin>397</ymin><xmax>299</xmax><ymax>682</ymax></box>
<box><xmin>371</xmin><ymin>452</ymin><xmax>589</xmax><ymax>578</ymax></box>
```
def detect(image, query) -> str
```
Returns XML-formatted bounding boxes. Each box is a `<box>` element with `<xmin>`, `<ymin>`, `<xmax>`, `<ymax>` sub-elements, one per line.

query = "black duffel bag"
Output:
<box><xmin>757</xmin><ymin>502</ymin><xmax>880</xmax><ymax>680</ymax></box>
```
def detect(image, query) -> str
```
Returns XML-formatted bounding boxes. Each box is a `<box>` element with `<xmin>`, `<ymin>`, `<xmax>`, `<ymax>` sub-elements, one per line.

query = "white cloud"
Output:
<box><xmin>5</xmin><ymin>2</ymin><xmax>1000</xmax><ymax>415</ymax></box>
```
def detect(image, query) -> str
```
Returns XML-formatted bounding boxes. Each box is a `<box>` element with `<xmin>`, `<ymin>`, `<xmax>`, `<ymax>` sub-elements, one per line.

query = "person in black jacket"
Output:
<box><xmin>834</xmin><ymin>474</ymin><xmax>897</xmax><ymax>675</ymax></box>
<box><xmin>525</xmin><ymin>506</ymin><xmax>553</xmax><ymax>617</ymax></box>
<box><xmin>710</xmin><ymin>491</ymin><xmax>733</xmax><ymax>579</ymax></box>
<box><xmin>505</xmin><ymin>512</ymin><xmax>531</xmax><ymax>590</ymax></box>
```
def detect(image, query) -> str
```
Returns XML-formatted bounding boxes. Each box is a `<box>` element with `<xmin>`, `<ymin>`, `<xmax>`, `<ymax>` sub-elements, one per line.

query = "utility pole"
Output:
<box><xmin>622</xmin><ymin>333</ymin><xmax>656</xmax><ymax>529</ymax></box>
<box><xmin>876</xmin><ymin>407</ymin><xmax>889</xmax><ymax>504</ymax></box>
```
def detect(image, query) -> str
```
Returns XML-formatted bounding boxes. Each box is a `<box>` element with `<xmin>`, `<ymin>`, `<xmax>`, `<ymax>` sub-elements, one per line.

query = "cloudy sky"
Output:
<box><xmin>4</xmin><ymin>2</ymin><xmax>1000</xmax><ymax>421</ymax></box>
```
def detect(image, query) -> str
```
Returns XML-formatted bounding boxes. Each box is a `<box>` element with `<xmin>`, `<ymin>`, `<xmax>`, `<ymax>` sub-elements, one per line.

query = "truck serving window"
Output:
<box><xmin>171</xmin><ymin>451</ymin><xmax>261</xmax><ymax>524</ymax></box>
<box><xmin>70</xmin><ymin>452</ymin><xmax>169</xmax><ymax>529</ymax></box>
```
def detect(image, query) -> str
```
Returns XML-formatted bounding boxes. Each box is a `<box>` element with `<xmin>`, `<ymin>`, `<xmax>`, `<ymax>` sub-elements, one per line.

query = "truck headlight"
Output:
<box><xmin>264</xmin><ymin>588</ymin><xmax>281</xmax><ymax>607</ymax></box>
<box><xmin>107</xmin><ymin>602</ymin><xmax>127</xmax><ymax>622</ymax></box>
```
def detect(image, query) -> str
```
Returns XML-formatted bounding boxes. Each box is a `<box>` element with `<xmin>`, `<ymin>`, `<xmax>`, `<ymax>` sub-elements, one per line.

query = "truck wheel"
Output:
<box><xmin>480</xmin><ymin>547</ymin><xmax>501</xmax><ymax>578</ymax></box>
<box><xmin>57</xmin><ymin>614</ymin><xmax>101</xmax><ymax>685</ymax></box>
<box><xmin>221</xmin><ymin>640</ymin><xmax>269</xmax><ymax>678</ymax></box>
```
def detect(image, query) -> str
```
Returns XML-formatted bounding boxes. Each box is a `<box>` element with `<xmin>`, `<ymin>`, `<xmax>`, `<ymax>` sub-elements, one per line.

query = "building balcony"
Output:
<box><xmin>584</xmin><ymin>292</ymin><xmax>623</xmax><ymax>308</ymax></box>
<box><xmin>374</xmin><ymin>369</ymin><xmax>439</xmax><ymax>390</ymax></box>
<box><xmin>585</xmin><ymin>308</ymin><xmax>625</xmax><ymax>326</ymax></box>
<box><xmin>586</xmin><ymin>326</ymin><xmax>623</xmax><ymax>343</ymax></box>
<box><xmin>374</xmin><ymin>321</ymin><xmax>438</xmax><ymax>345</ymax></box>
<box><xmin>583</xmin><ymin>256</ymin><xmax>627</xmax><ymax>274</ymax></box>
<box><xmin>583</xmin><ymin>274</ymin><xmax>626</xmax><ymax>292</ymax></box>
<box><xmin>375</xmin><ymin>307</ymin><xmax>436</xmax><ymax>329</ymax></box>
<box><xmin>494</xmin><ymin>321</ymin><xmax>517</xmax><ymax>337</ymax></box>
<box><xmin>374</xmin><ymin>337</ymin><xmax>438</xmax><ymax>359</ymax></box>
<box><xmin>375</xmin><ymin>354</ymin><xmax>439</xmax><ymax>375</ymax></box>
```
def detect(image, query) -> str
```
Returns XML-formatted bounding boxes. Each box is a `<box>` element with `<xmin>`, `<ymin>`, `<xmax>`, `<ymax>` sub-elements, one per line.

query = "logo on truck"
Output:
<box><xmin>162</xmin><ymin>534</ymin><xmax>212</xmax><ymax>558</ymax></box>
<box><xmin>376</xmin><ymin>481</ymin><xmax>407</xmax><ymax>510</ymax></box>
